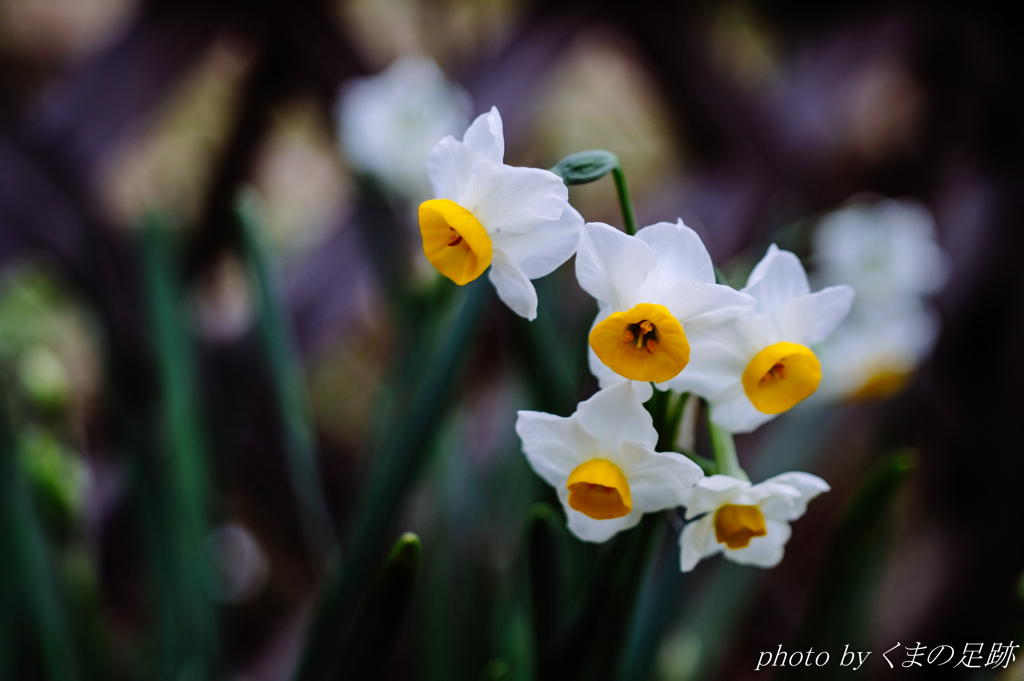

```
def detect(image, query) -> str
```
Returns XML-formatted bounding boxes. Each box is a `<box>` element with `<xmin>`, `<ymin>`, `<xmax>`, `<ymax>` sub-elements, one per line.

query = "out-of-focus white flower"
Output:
<box><xmin>683</xmin><ymin>245</ymin><xmax>854</xmax><ymax>433</ymax></box>
<box><xmin>679</xmin><ymin>472</ymin><xmax>829</xmax><ymax>571</ymax></box>
<box><xmin>420</xmin><ymin>107</ymin><xmax>583</xmax><ymax>320</ymax></box>
<box><xmin>811</xmin><ymin>199</ymin><xmax>950</xmax><ymax>401</ymax></box>
<box><xmin>516</xmin><ymin>383</ymin><xmax>704</xmax><ymax>543</ymax></box>
<box><xmin>575</xmin><ymin>220</ymin><xmax>755</xmax><ymax>402</ymax></box>
<box><xmin>338</xmin><ymin>55</ymin><xmax>471</xmax><ymax>200</ymax></box>
<box><xmin>812</xmin><ymin>199</ymin><xmax>949</xmax><ymax>307</ymax></box>
<box><xmin>814</xmin><ymin>302</ymin><xmax>937</xmax><ymax>400</ymax></box>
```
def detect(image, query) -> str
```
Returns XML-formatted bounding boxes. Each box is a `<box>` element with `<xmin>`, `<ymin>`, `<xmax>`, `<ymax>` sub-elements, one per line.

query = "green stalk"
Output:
<box><xmin>611</xmin><ymin>164</ymin><xmax>638</xmax><ymax>236</ymax></box>
<box><xmin>547</xmin><ymin>150</ymin><xmax>637</xmax><ymax>235</ymax></box>
<box><xmin>707</xmin><ymin>409</ymin><xmax>748</xmax><ymax>481</ymax></box>
<box><xmin>660</xmin><ymin>392</ymin><xmax>689</xmax><ymax>452</ymax></box>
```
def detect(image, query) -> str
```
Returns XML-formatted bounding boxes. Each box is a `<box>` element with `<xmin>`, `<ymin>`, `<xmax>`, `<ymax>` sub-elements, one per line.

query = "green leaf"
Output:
<box><xmin>137</xmin><ymin>216</ymin><xmax>217</xmax><ymax>680</ymax></box>
<box><xmin>512</xmin><ymin>276</ymin><xmax>580</xmax><ymax>416</ymax></box>
<box><xmin>615</xmin><ymin>533</ymin><xmax>686</xmax><ymax>681</ymax></box>
<box><xmin>543</xmin><ymin>516</ymin><xmax>665</xmax><ymax>681</ymax></box>
<box><xmin>525</xmin><ymin>504</ymin><xmax>562</xmax><ymax>671</ymax></box>
<box><xmin>774</xmin><ymin>449</ymin><xmax>916</xmax><ymax>681</ymax></box>
<box><xmin>294</xmin><ymin>279</ymin><xmax>491</xmax><ymax>681</ymax></box>
<box><xmin>237</xmin><ymin>190</ymin><xmax>337</xmax><ymax>561</ymax></box>
<box><xmin>549</xmin><ymin>150</ymin><xmax>620</xmax><ymax>186</ymax></box>
<box><xmin>0</xmin><ymin>405</ymin><xmax>80</xmax><ymax>681</ymax></box>
<box><xmin>479</xmin><ymin>659</ymin><xmax>510</xmax><ymax>681</ymax></box>
<box><xmin>335</xmin><ymin>533</ymin><xmax>423</xmax><ymax>680</ymax></box>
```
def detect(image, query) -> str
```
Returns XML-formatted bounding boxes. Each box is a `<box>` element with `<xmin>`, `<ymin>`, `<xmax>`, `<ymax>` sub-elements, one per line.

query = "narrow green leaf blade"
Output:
<box><xmin>0</xmin><ymin>407</ymin><xmax>80</xmax><ymax>681</ymax></box>
<box><xmin>775</xmin><ymin>449</ymin><xmax>917</xmax><ymax>681</ymax></box>
<box><xmin>237</xmin><ymin>190</ymin><xmax>337</xmax><ymax>561</ymax></box>
<box><xmin>138</xmin><ymin>216</ymin><xmax>217</xmax><ymax>680</ymax></box>
<box><xmin>525</xmin><ymin>504</ymin><xmax>561</xmax><ymax>671</ymax></box>
<box><xmin>335</xmin><ymin>533</ymin><xmax>423</xmax><ymax>680</ymax></box>
<box><xmin>294</xmin><ymin>279</ymin><xmax>490</xmax><ymax>681</ymax></box>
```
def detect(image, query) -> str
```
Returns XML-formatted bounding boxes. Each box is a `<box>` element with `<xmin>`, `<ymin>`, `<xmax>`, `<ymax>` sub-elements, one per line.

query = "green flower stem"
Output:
<box><xmin>611</xmin><ymin>163</ymin><xmax>638</xmax><ymax>236</ymax></box>
<box><xmin>681</xmin><ymin>449</ymin><xmax>717</xmax><ymax>476</ymax></box>
<box><xmin>547</xmin><ymin>150</ymin><xmax>637</xmax><ymax>235</ymax></box>
<box><xmin>663</xmin><ymin>391</ymin><xmax>690</xmax><ymax>451</ymax></box>
<box><xmin>708</xmin><ymin>412</ymin><xmax>749</xmax><ymax>482</ymax></box>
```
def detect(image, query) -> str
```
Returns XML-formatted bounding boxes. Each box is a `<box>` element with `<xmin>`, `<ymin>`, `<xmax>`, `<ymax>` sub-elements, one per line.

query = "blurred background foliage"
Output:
<box><xmin>1</xmin><ymin>0</ymin><xmax>1023</xmax><ymax>679</ymax></box>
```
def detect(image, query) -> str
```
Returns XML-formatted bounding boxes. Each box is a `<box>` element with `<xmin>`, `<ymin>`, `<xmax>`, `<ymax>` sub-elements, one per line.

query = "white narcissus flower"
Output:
<box><xmin>683</xmin><ymin>245</ymin><xmax>854</xmax><ymax>433</ymax></box>
<box><xmin>338</xmin><ymin>55</ymin><xmax>471</xmax><ymax>201</ymax></box>
<box><xmin>420</xmin><ymin>107</ymin><xmax>584</xmax><ymax>320</ymax></box>
<box><xmin>679</xmin><ymin>472</ymin><xmax>829</xmax><ymax>571</ymax></box>
<box><xmin>810</xmin><ymin>198</ymin><xmax>950</xmax><ymax>401</ymax></box>
<box><xmin>811</xmin><ymin>199</ymin><xmax>949</xmax><ymax>307</ymax></box>
<box><xmin>516</xmin><ymin>383</ymin><xmax>704</xmax><ymax>543</ymax></box>
<box><xmin>813</xmin><ymin>303</ymin><xmax>937</xmax><ymax>401</ymax></box>
<box><xmin>575</xmin><ymin>220</ymin><xmax>756</xmax><ymax>402</ymax></box>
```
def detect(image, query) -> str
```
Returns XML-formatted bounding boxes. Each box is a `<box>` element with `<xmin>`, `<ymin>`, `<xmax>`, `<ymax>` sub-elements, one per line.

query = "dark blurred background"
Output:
<box><xmin>1</xmin><ymin>0</ymin><xmax>1023</xmax><ymax>679</ymax></box>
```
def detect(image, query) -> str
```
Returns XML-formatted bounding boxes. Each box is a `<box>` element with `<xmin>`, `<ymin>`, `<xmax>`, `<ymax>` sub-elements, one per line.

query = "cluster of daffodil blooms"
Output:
<box><xmin>416</xmin><ymin>107</ymin><xmax>855</xmax><ymax>572</ymax></box>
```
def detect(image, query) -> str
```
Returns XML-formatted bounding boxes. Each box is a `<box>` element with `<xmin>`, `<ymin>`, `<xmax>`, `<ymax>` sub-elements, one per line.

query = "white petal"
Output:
<box><xmin>426</xmin><ymin>136</ymin><xmax>476</xmax><ymax>202</ymax></box>
<box><xmin>661</xmin><ymin>281</ymin><xmax>756</xmax><ymax>325</ymax></box>
<box><xmin>575</xmin><ymin>383</ymin><xmax>658</xmax><ymax>451</ymax></box>
<box><xmin>683</xmin><ymin>474</ymin><xmax>749</xmax><ymax>518</ymax></box>
<box><xmin>666</xmin><ymin>315</ymin><xmax>762</xmax><ymax>398</ymax></box>
<box><xmin>515</xmin><ymin>411</ymin><xmax>595</xmax><ymax>489</ymax></box>
<box><xmin>635</xmin><ymin>220</ymin><xmax>715</xmax><ymax>297</ymax></box>
<box><xmin>724</xmin><ymin>519</ymin><xmax>791</xmax><ymax>568</ymax></box>
<box><xmin>467</xmin><ymin>161</ymin><xmax>568</xmax><ymax>235</ymax></box>
<box><xmin>763</xmin><ymin>472</ymin><xmax>830</xmax><ymax>519</ymax></box>
<box><xmin>744</xmin><ymin>245</ymin><xmax>811</xmax><ymax>320</ymax></box>
<box><xmin>493</xmin><ymin>204</ymin><xmax>583</xmax><ymax>279</ymax></box>
<box><xmin>679</xmin><ymin>515</ymin><xmax>722</xmax><ymax>571</ymax></box>
<box><xmin>563</xmin><ymin>486</ymin><xmax>645</xmax><ymax>542</ymax></box>
<box><xmin>489</xmin><ymin>249</ymin><xmax>538</xmax><ymax>320</ymax></box>
<box><xmin>733</xmin><ymin>479</ymin><xmax>803</xmax><ymax>508</ymax></box>
<box><xmin>776</xmin><ymin>285</ymin><xmax>854</xmax><ymax>345</ymax></box>
<box><xmin>706</xmin><ymin>387</ymin><xmax>776</xmax><ymax>434</ymax></box>
<box><xmin>620</xmin><ymin>445</ymin><xmax>704</xmax><ymax>512</ymax></box>
<box><xmin>462</xmin><ymin>106</ymin><xmax>504</xmax><ymax>164</ymax></box>
<box><xmin>575</xmin><ymin>222</ymin><xmax>656</xmax><ymax>311</ymax></box>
